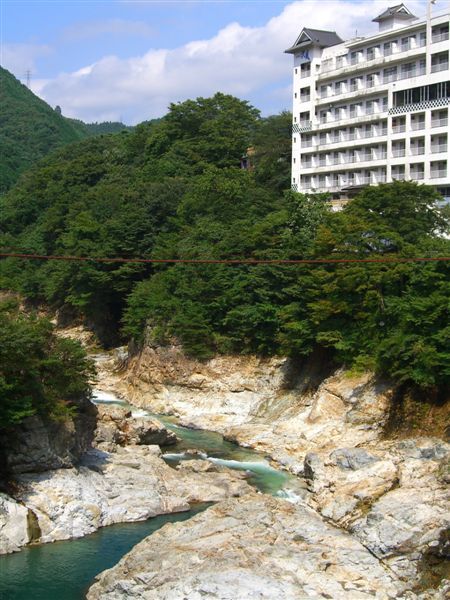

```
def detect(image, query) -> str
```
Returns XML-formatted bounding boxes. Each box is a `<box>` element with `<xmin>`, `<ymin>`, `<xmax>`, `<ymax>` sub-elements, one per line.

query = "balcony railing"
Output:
<box><xmin>432</xmin><ymin>118</ymin><xmax>448</xmax><ymax>128</ymax></box>
<box><xmin>383</xmin><ymin>74</ymin><xmax>397</xmax><ymax>83</ymax></box>
<box><xmin>392</xmin><ymin>149</ymin><xmax>406</xmax><ymax>157</ymax></box>
<box><xmin>431</xmin><ymin>62</ymin><xmax>449</xmax><ymax>73</ymax></box>
<box><xmin>392</xmin><ymin>173</ymin><xmax>406</xmax><ymax>180</ymax></box>
<box><xmin>411</xmin><ymin>147</ymin><xmax>425</xmax><ymax>155</ymax></box>
<box><xmin>431</xmin><ymin>169</ymin><xmax>447</xmax><ymax>179</ymax></box>
<box><xmin>411</xmin><ymin>121</ymin><xmax>425</xmax><ymax>130</ymax></box>
<box><xmin>431</xmin><ymin>144</ymin><xmax>448</xmax><ymax>153</ymax></box>
<box><xmin>300</xmin><ymin>70</ymin><xmax>311</xmax><ymax>79</ymax></box>
<box><xmin>359</xmin><ymin>177</ymin><xmax>371</xmax><ymax>185</ymax></box>
<box><xmin>376</xmin><ymin>152</ymin><xmax>387</xmax><ymax>159</ymax></box>
<box><xmin>432</xmin><ymin>32</ymin><xmax>449</xmax><ymax>43</ymax></box>
<box><xmin>411</xmin><ymin>172</ymin><xmax>424</xmax><ymax>180</ymax></box>
<box><xmin>300</xmin><ymin>95</ymin><xmax>311</xmax><ymax>103</ymax></box>
<box><xmin>392</xmin><ymin>125</ymin><xmax>406</xmax><ymax>133</ymax></box>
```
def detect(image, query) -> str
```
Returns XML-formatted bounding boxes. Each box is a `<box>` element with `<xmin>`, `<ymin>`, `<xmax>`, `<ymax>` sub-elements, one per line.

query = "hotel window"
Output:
<box><xmin>350</xmin><ymin>77</ymin><xmax>362</xmax><ymax>92</ymax></box>
<box><xmin>350</xmin><ymin>51</ymin><xmax>360</xmax><ymax>65</ymax></box>
<box><xmin>432</xmin><ymin>23</ymin><xmax>449</xmax><ymax>43</ymax></box>
<box><xmin>367</xmin><ymin>46</ymin><xmax>379</xmax><ymax>61</ymax></box>
<box><xmin>336</xmin><ymin>55</ymin><xmax>345</xmax><ymax>68</ymax></box>
<box><xmin>366</xmin><ymin>73</ymin><xmax>378</xmax><ymax>88</ymax></box>
<box><xmin>401</xmin><ymin>62</ymin><xmax>416</xmax><ymax>78</ymax></box>
<box><xmin>401</xmin><ymin>35</ymin><xmax>414</xmax><ymax>51</ymax></box>
<box><xmin>300</xmin><ymin>86</ymin><xmax>311</xmax><ymax>101</ymax></box>
<box><xmin>419</xmin><ymin>31</ymin><xmax>427</xmax><ymax>47</ymax></box>
<box><xmin>300</xmin><ymin>63</ymin><xmax>311</xmax><ymax>78</ymax></box>
<box><xmin>384</xmin><ymin>41</ymin><xmax>395</xmax><ymax>56</ymax></box>
<box><xmin>335</xmin><ymin>80</ymin><xmax>346</xmax><ymax>94</ymax></box>
<box><xmin>383</xmin><ymin>66</ymin><xmax>397</xmax><ymax>83</ymax></box>
<box><xmin>431</xmin><ymin>51</ymin><xmax>449</xmax><ymax>73</ymax></box>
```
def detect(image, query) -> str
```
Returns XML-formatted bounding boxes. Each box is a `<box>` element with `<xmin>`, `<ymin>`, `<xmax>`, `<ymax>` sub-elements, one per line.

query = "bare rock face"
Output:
<box><xmin>0</xmin><ymin>493</ymin><xmax>30</xmax><ymax>554</ymax></box>
<box><xmin>94</xmin><ymin>404</ymin><xmax>178</xmax><ymax>451</ymax></box>
<box><xmin>12</xmin><ymin>446</ymin><xmax>253</xmax><ymax>545</ymax></box>
<box><xmin>87</xmin><ymin>494</ymin><xmax>405</xmax><ymax>600</ymax></box>
<box><xmin>110</xmin><ymin>348</ymin><xmax>392</xmax><ymax>476</ymax></box>
<box><xmin>303</xmin><ymin>439</ymin><xmax>450</xmax><ymax>583</ymax></box>
<box><xmin>0</xmin><ymin>395</ymin><xmax>97</xmax><ymax>474</ymax></box>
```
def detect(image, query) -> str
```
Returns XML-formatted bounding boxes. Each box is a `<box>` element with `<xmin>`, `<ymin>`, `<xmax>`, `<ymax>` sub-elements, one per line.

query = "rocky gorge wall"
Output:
<box><xmin>94</xmin><ymin>342</ymin><xmax>449</xmax><ymax>596</ymax></box>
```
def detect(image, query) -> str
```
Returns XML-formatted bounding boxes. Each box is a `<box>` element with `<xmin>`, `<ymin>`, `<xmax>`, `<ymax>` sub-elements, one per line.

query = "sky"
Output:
<box><xmin>1</xmin><ymin>0</ymin><xmax>430</xmax><ymax>124</ymax></box>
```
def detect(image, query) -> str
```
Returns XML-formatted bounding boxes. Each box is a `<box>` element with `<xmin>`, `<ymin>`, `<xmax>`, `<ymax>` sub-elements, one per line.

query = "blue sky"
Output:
<box><xmin>1</xmin><ymin>0</ymin><xmax>428</xmax><ymax>123</ymax></box>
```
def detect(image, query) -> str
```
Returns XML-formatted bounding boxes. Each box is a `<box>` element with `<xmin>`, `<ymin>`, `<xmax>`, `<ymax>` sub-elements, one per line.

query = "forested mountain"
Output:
<box><xmin>67</xmin><ymin>118</ymin><xmax>133</xmax><ymax>138</ymax></box>
<box><xmin>0</xmin><ymin>91</ymin><xmax>448</xmax><ymax>392</ymax></box>
<box><xmin>0</xmin><ymin>67</ymin><xmax>130</xmax><ymax>192</ymax></box>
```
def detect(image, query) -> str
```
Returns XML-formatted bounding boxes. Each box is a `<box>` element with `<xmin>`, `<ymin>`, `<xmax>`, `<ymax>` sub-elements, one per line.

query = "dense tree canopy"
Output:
<box><xmin>0</xmin><ymin>300</ymin><xmax>93</xmax><ymax>429</ymax></box>
<box><xmin>0</xmin><ymin>90</ymin><xmax>448</xmax><ymax>391</ymax></box>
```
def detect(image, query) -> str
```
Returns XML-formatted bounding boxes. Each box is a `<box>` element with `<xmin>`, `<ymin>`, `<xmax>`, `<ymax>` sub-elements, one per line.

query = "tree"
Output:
<box><xmin>0</xmin><ymin>301</ymin><xmax>94</xmax><ymax>429</ymax></box>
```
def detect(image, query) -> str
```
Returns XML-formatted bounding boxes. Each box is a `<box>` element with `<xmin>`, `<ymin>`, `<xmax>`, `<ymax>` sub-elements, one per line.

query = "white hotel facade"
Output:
<box><xmin>286</xmin><ymin>3</ymin><xmax>450</xmax><ymax>203</ymax></box>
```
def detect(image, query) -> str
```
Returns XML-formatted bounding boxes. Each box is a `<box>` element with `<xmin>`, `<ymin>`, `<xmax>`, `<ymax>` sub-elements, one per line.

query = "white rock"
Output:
<box><xmin>0</xmin><ymin>493</ymin><xmax>30</xmax><ymax>554</ymax></box>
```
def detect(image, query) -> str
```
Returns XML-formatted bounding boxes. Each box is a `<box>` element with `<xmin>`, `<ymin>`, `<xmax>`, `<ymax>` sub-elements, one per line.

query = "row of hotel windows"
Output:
<box><xmin>295</xmin><ymin>97</ymin><xmax>388</xmax><ymax>126</ymax></box>
<box><xmin>294</xmin><ymin>23</ymin><xmax>449</xmax><ymax>78</ymax></box>
<box><xmin>295</xmin><ymin>161</ymin><xmax>448</xmax><ymax>189</ymax></box>
<box><xmin>297</xmin><ymin>135</ymin><xmax>448</xmax><ymax>168</ymax></box>
<box><xmin>294</xmin><ymin>56</ymin><xmax>449</xmax><ymax>104</ymax></box>
<box><xmin>296</xmin><ymin>109</ymin><xmax>448</xmax><ymax>143</ymax></box>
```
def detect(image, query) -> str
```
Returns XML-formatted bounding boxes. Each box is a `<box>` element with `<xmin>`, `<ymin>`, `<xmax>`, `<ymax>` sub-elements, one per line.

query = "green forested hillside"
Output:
<box><xmin>0</xmin><ymin>67</ymin><xmax>130</xmax><ymax>192</ymax></box>
<box><xmin>0</xmin><ymin>92</ymin><xmax>448</xmax><ymax>391</ymax></box>
<box><xmin>0</xmin><ymin>67</ymin><xmax>85</xmax><ymax>192</ymax></box>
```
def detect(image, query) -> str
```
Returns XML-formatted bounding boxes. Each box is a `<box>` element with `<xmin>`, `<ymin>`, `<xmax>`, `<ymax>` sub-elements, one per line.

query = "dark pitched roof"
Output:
<box><xmin>285</xmin><ymin>28</ymin><xmax>343</xmax><ymax>54</ymax></box>
<box><xmin>373</xmin><ymin>3</ymin><xmax>416</xmax><ymax>22</ymax></box>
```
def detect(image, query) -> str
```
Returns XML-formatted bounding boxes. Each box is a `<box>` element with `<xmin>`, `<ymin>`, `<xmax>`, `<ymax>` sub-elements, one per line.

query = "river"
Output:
<box><xmin>0</xmin><ymin>390</ymin><xmax>302</xmax><ymax>600</ymax></box>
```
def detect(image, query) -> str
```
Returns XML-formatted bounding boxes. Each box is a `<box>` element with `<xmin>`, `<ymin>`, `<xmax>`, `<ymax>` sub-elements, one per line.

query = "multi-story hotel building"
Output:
<box><xmin>286</xmin><ymin>3</ymin><xmax>449</xmax><ymax>203</ymax></box>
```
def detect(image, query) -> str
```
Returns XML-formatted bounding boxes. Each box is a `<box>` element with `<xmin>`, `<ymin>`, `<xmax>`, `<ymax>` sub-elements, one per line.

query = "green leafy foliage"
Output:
<box><xmin>0</xmin><ymin>301</ymin><xmax>93</xmax><ymax>429</ymax></box>
<box><xmin>0</xmin><ymin>85</ymin><xmax>448</xmax><ymax>391</ymax></box>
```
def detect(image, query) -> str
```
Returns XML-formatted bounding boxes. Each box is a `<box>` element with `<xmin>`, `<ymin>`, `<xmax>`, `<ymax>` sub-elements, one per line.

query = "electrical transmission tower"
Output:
<box><xmin>24</xmin><ymin>70</ymin><xmax>32</xmax><ymax>87</ymax></box>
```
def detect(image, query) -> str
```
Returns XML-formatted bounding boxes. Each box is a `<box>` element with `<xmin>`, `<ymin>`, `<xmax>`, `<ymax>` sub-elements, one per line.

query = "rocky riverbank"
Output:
<box><xmin>88</xmin><ymin>341</ymin><xmax>449</xmax><ymax>597</ymax></box>
<box><xmin>0</xmin><ymin>389</ymin><xmax>253</xmax><ymax>554</ymax></box>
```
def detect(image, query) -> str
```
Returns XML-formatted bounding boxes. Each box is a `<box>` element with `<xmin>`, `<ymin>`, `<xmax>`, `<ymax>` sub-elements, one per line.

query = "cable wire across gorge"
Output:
<box><xmin>0</xmin><ymin>253</ymin><xmax>450</xmax><ymax>265</ymax></box>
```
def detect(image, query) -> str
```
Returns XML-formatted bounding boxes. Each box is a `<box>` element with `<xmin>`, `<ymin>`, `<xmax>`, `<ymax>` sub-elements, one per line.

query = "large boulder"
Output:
<box><xmin>94</xmin><ymin>404</ymin><xmax>178</xmax><ymax>451</ymax></box>
<box><xmin>87</xmin><ymin>494</ymin><xmax>405</xmax><ymax>599</ymax></box>
<box><xmin>0</xmin><ymin>493</ymin><xmax>30</xmax><ymax>554</ymax></box>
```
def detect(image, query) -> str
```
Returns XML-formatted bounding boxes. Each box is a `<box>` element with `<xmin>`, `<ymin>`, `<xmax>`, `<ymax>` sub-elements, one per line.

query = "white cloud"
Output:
<box><xmin>62</xmin><ymin>18</ymin><xmax>156</xmax><ymax>42</ymax></box>
<box><xmin>33</xmin><ymin>0</ymin><xmax>428</xmax><ymax>124</ymax></box>
<box><xmin>1</xmin><ymin>43</ymin><xmax>53</xmax><ymax>79</ymax></box>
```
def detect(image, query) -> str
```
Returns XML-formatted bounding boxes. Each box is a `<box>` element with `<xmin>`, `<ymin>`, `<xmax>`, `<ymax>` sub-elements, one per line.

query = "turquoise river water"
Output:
<box><xmin>0</xmin><ymin>390</ymin><xmax>299</xmax><ymax>600</ymax></box>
